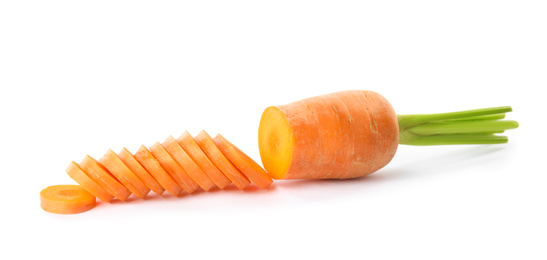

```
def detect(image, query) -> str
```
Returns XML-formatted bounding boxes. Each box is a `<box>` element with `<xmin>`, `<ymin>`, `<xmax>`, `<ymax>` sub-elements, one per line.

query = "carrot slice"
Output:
<box><xmin>134</xmin><ymin>145</ymin><xmax>182</xmax><ymax>196</ymax></box>
<box><xmin>40</xmin><ymin>185</ymin><xmax>96</xmax><ymax>214</ymax></box>
<box><xmin>80</xmin><ymin>155</ymin><xmax>131</xmax><ymax>201</ymax></box>
<box><xmin>99</xmin><ymin>149</ymin><xmax>150</xmax><ymax>199</ymax></box>
<box><xmin>214</xmin><ymin>134</ymin><xmax>273</xmax><ymax>189</ymax></box>
<box><xmin>150</xmin><ymin>142</ymin><xmax>199</xmax><ymax>194</ymax></box>
<box><xmin>66</xmin><ymin>161</ymin><xmax>114</xmax><ymax>202</ymax></box>
<box><xmin>194</xmin><ymin>130</ymin><xmax>250</xmax><ymax>189</ymax></box>
<box><xmin>176</xmin><ymin>130</ymin><xmax>231</xmax><ymax>189</ymax></box>
<box><xmin>162</xmin><ymin>135</ymin><xmax>215</xmax><ymax>191</ymax></box>
<box><xmin>118</xmin><ymin>147</ymin><xmax>165</xmax><ymax>196</ymax></box>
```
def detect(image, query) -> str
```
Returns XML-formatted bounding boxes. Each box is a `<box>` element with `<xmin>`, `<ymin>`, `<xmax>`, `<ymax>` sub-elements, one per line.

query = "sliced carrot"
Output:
<box><xmin>176</xmin><ymin>130</ymin><xmax>231</xmax><ymax>189</ymax></box>
<box><xmin>40</xmin><ymin>185</ymin><xmax>96</xmax><ymax>214</ymax></box>
<box><xmin>214</xmin><ymin>134</ymin><xmax>273</xmax><ymax>189</ymax></box>
<box><xmin>162</xmin><ymin>135</ymin><xmax>216</xmax><ymax>191</ymax></box>
<box><xmin>118</xmin><ymin>147</ymin><xmax>165</xmax><ymax>196</ymax></box>
<box><xmin>99</xmin><ymin>149</ymin><xmax>150</xmax><ymax>199</ymax></box>
<box><xmin>66</xmin><ymin>161</ymin><xmax>114</xmax><ymax>202</ymax></box>
<box><xmin>150</xmin><ymin>142</ymin><xmax>199</xmax><ymax>194</ymax></box>
<box><xmin>80</xmin><ymin>155</ymin><xmax>131</xmax><ymax>201</ymax></box>
<box><xmin>194</xmin><ymin>130</ymin><xmax>250</xmax><ymax>189</ymax></box>
<box><xmin>134</xmin><ymin>145</ymin><xmax>182</xmax><ymax>196</ymax></box>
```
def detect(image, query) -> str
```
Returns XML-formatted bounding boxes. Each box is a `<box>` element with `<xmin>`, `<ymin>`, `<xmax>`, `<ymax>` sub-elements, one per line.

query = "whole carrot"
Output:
<box><xmin>258</xmin><ymin>90</ymin><xmax>518</xmax><ymax>180</ymax></box>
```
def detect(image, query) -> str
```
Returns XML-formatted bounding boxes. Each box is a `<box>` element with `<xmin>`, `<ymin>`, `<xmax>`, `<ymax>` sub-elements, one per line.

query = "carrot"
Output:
<box><xmin>259</xmin><ymin>90</ymin><xmax>519</xmax><ymax>180</ymax></box>
<box><xmin>40</xmin><ymin>185</ymin><xmax>96</xmax><ymax>214</ymax></box>
<box><xmin>44</xmin><ymin>89</ymin><xmax>518</xmax><ymax>214</ymax></box>
<box><xmin>118</xmin><ymin>147</ymin><xmax>165</xmax><ymax>196</ymax></box>
<box><xmin>66</xmin><ymin>161</ymin><xmax>114</xmax><ymax>202</ymax></box>
<box><xmin>162</xmin><ymin>135</ymin><xmax>216</xmax><ymax>191</ymax></box>
<box><xmin>176</xmin><ymin>130</ymin><xmax>231</xmax><ymax>189</ymax></box>
<box><xmin>213</xmin><ymin>134</ymin><xmax>273</xmax><ymax>189</ymax></box>
<box><xmin>80</xmin><ymin>155</ymin><xmax>132</xmax><ymax>201</ymax></box>
<box><xmin>134</xmin><ymin>145</ymin><xmax>183</xmax><ymax>196</ymax></box>
<box><xmin>149</xmin><ymin>142</ymin><xmax>199</xmax><ymax>194</ymax></box>
<box><xmin>302</xmin><ymin>92</ymin><xmax>354</xmax><ymax>179</ymax></box>
<box><xmin>194</xmin><ymin>130</ymin><xmax>250</xmax><ymax>189</ymax></box>
<box><xmin>99</xmin><ymin>149</ymin><xmax>150</xmax><ymax>198</ymax></box>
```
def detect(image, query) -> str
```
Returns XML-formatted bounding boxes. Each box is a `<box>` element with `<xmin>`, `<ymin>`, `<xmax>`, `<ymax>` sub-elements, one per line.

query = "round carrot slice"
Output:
<box><xmin>66</xmin><ymin>161</ymin><xmax>114</xmax><ymax>202</ymax></box>
<box><xmin>150</xmin><ymin>142</ymin><xmax>199</xmax><ymax>194</ymax></box>
<box><xmin>40</xmin><ymin>185</ymin><xmax>96</xmax><ymax>214</ymax></box>
<box><xmin>100</xmin><ymin>149</ymin><xmax>150</xmax><ymax>198</ymax></box>
<box><xmin>176</xmin><ymin>131</ymin><xmax>231</xmax><ymax>189</ymax></box>
<box><xmin>134</xmin><ymin>145</ymin><xmax>182</xmax><ymax>196</ymax></box>
<box><xmin>214</xmin><ymin>134</ymin><xmax>273</xmax><ymax>189</ymax></box>
<box><xmin>118</xmin><ymin>147</ymin><xmax>165</xmax><ymax>196</ymax></box>
<box><xmin>163</xmin><ymin>135</ymin><xmax>215</xmax><ymax>191</ymax></box>
<box><xmin>195</xmin><ymin>130</ymin><xmax>250</xmax><ymax>189</ymax></box>
<box><xmin>80</xmin><ymin>155</ymin><xmax>132</xmax><ymax>201</ymax></box>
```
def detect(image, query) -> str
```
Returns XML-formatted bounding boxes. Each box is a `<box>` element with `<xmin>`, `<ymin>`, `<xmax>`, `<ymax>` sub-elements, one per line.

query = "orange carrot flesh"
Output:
<box><xmin>118</xmin><ymin>147</ymin><xmax>165</xmax><ymax>196</ymax></box>
<box><xmin>80</xmin><ymin>155</ymin><xmax>132</xmax><ymax>201</ymax></box>
<box><xmin>214</xmin><ymin>134</ymin><xmax>273</xmax><ymax>189</ymax></box>
<box><xmin>176</xmin><ymin>131</ymin><xmax>231</xmax><ymax>189</ymax></box>
<box><xmin>99</xmin><ymin>149</ymin><xmax>150</xmax><ymax>199</ymax></box>
<box><xmin>195</xmin><ymin>130</ymin><xmax>250</xmax><ymax>189</ymax></box>
<box><xmin>149</xmin><ymin>142</ymin><xmax>199</xmax><ymax>194</ymax></box>
<box><xmin>134</xmin><ymin>145</ymin><xmax>183</xmax><ymax>196</ymax></box>
<box><xmin>258</xmin><ymin>90</ymin><xmax>399</xmax><ymax>180</ymax></box>
<box><xmin>162</xmin><ymin>135</ymin><xmax>216</xmax><ymax>191</ymax></box>
<box><xmin>258</xmin><ymin>106</ymin><xmax>293</xmax><ymax>180</ymax></box>
<box><xmin>66</xmin><ymin>161</ymin><xmax>114</xmax><ymax>203</ymax></box>
<box><xmin>40</xmin><ymin>185</ymin><xmax>96</xmax><ymax>214</ymax></box>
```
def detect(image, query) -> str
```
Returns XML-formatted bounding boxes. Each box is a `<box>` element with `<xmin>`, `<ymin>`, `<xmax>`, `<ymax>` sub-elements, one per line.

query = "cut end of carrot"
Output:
<box><xmin>40</xmin><ymin>185</ymin><xmax>96</xmax><ymax>214</ymax></box>
<box><xmin>258</xmin><ymin>106</ymin><xmax>293</xmax><ymax>180</ymax></box>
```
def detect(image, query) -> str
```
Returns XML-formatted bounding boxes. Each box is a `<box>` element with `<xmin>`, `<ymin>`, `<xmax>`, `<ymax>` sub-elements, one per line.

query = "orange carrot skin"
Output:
<box><xmin>66</xmin><ymin>161</ymin><xmax>114</xmax><ymax>202</ymax></box>
<box><xmin>259</xmin><ymin>90</ymin><xmax>399</xmax><ymax>180</ymax></box>
<box><xmin>305</xmin><ymin>93</ymin><xmax>355</xmax><ymax>179</ymax></box>
<box><xmin>40</xmin><ymin>185</ymin><xmax>96</xmax><ymax>214</ymax></box>
<box><xmin>354</xmin><ymin>91</ymin><xmax>399</xmax><ymax>178</ymax></box>
<box><xmin>214</xmin><ymin>134</ymin><xmax>273</xmax><ymax>189</ymax></box>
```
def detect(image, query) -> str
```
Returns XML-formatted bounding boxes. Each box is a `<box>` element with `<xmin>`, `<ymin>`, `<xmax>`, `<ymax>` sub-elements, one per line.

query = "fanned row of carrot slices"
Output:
<box><xmin>66</xmin><ymin>130</ymin><xmax>273</xmax><ymax>203</ymax></box>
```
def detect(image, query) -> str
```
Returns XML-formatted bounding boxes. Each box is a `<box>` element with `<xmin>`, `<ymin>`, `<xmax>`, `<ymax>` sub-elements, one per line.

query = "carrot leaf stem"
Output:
<box><xmin>397</xmin><ymin>106</ymin><xmax>518</xmax><ymax>146</ymax></box>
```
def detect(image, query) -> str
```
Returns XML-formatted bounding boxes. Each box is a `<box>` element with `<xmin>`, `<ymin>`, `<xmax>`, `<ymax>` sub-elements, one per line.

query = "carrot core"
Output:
<box><xmin>258</xmin><ymin>106</ymin><xmax>293</xmax><ymax>179</ymax></box>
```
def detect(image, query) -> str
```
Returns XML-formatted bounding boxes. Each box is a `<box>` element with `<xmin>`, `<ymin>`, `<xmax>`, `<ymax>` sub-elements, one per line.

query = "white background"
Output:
<box><xmin>1</xmin><ymin>1</ymin><xmax>545</xmax><ymax>259</ymax></box>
